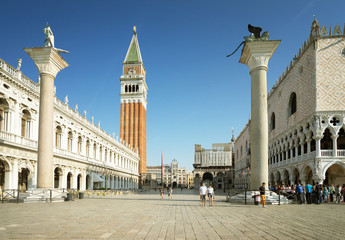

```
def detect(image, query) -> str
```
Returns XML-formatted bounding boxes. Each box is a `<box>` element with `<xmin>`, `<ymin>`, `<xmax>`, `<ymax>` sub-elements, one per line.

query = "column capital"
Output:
<box><xmin>24</xmin><ymin>47</ymin><xmax>69</xmax><ymax>78</ymax></box>
<box><xmin>239</xmin><ymin>40</ymin><xmax>281</xmax><ymax>71</ymax></box>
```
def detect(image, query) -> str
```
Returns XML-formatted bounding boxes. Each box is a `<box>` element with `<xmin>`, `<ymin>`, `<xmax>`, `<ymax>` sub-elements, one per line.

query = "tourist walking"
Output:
<box><xmin>296</xmin><ymin>183</ymin><xmax>304</xmax><ymax>204</ymax></box>
<box><xmin>168</xmin><ymin>187</ymin><xmax>173</xmax><ymax>199</ymax></box>
<box><xmin>207</xmin><ymin>184</ymin><xmax>214</xmax><ymax>206</ymax></box>
<box><xmin>160</xmin><ymin>187</ymin><xmax>164</xmax><ymax>199</ymax></box>
<box><xmin>305</xmin><ymin>183</ymin><xmax>313</xmax><ymax>204</ymax></box>
<box><xmin>258</xmin><ymin>182</ymin><xmax>266</xmax><ymax>208</ymax></box>
<box><xmin>199</xmin><ymin>182</ymin><xmax>207</xmax><ymax>207</ymax></box>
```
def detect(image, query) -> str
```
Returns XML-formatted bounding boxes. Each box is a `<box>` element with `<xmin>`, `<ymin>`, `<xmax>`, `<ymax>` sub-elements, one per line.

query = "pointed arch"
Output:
<box><xmin>288</xmin><ymin>92</ymin><xmax>297</xmax><ymax>116</ymax></box>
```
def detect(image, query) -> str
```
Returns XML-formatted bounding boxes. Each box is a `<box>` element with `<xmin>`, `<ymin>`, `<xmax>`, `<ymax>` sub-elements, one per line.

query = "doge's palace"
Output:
<box><xmin>235</xmin><ymin>18</ymin><xmax>345</xmax><ymax>188</ymax></box>
<box><xmin>0</xmin><ymin>30</ymin><xmax>140</xmax><ymax>192</ymax></box>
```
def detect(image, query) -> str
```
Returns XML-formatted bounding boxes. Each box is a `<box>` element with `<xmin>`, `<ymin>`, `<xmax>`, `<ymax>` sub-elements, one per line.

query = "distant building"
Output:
<box><xmin>193</xmin><ymin>142</ymin><xmax>233</xmax><ymax>190</ymax></box>
<box><xmin>186</xmin><ymin>171</ymin><xmax>194</xmax><ymax>188</ymax></box>
<box><xmin>234</xmin><ymin>120</ymin><xmax>251</xmax><ymax>189</ymax></box>
<box><xmin>144</xmin><ymin>159</ymin><xmax>188</xmax><ymax>189</ymax></box>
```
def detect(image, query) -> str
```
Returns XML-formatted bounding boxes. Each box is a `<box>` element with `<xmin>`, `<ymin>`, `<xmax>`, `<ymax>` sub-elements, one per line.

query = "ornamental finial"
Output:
<box><xmin>133</xmin><ymin>26</ymin><xmax>137</xmax><ymax>34</ymax></box>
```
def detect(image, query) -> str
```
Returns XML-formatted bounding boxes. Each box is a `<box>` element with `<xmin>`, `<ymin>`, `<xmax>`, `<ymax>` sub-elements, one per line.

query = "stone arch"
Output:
<box><xmin>301</xmin><ymin>164</ymin><xmax>313</xmax><ymax>185</ymax></box>
<box><xmin>54</xmin><ymin>167</ymin><xmax>63</xmax><ymax>189</ymax></box>
<box><xmin>67</xmin><ymin>172</ymin><xmax>73</xmax><ymax>189</ymax></box>
<box><xmin>282</xmin><ymin>169</ymin><xmax>290</xmax><ymax>186</ymax></box>
<box><xmin>18</xmin><ymin>164</ymin><xmax>32</xmax><ymax>192</ymax></box>
<box><xmin>291</xmin><ymin>168</ymin><xmax>300</xmax><ymax>185</ymax></box>
<box><xmin>321</xmin><ymin>128</ymin><xmax>333</xmax><ymax>150</ymax></box>
<box><xmin>275</xmin><ymin>171</ymin><xmax>281</xmax><ymax>185</ymax></box>
<box><xmin>337</xmin><ymin>128</ymin><xmax>345</xmax><ymax>150</ymax></box>
<box><xmin>18</xmin><ymin>160</ymin><xmax>34</xmax><ymax>174</ymax></box>
<box><xmin>288</xmin><ymin>92</ymin><xmax>297</xmax><ymax>116</ymax></box>
<box><xmin>323</xmin><ymin>161</ymin><xmax>345</xmax><ymax>186</ymax></box>
<box><xmin>77</xmin><ymin>173</ymin><xmax>82</xmax><ymax>190</ymax></box>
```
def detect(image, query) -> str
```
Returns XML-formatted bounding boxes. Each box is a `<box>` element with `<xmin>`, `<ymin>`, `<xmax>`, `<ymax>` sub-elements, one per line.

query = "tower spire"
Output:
<box><xmin>124</xmin><ymin>26</ymin><xmax>143</xmax><ymax>64</ymax></box>
<box><xmin>120</xmin><ymin>27</ymin><xmax>148</xmax><ymax>178</ymax></box>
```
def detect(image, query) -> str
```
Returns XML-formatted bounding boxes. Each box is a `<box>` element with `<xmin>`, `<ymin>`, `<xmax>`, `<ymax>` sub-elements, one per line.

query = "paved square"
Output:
<box><xmin>1</xmin><ymin>190</ymin><xmax>344</xmax><ymax>240</ymax></box>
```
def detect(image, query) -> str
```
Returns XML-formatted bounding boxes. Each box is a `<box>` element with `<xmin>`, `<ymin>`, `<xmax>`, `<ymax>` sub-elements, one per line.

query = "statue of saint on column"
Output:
<box><xmin>43</xmin><ymin>23</ymin><xmax>55</xmax><ymax>48</ymax></box>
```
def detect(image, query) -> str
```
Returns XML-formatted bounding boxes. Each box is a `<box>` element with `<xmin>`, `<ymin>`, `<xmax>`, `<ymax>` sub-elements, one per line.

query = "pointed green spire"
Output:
<box><xmin>124</xmin><ymin>27</ymin><xmax>143</xmax><ymax>63</ymax></box>
<box><xmin>126</xmin><ymin>40</ymin><xmax>139</xmax><ymax>62</ymax></box>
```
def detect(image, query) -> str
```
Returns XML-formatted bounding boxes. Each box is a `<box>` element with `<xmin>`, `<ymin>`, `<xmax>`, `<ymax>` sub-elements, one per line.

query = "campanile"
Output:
<box><xmin>120</xmin><ymin>26</ymin><xmax>148</xmax><ymax>174</ymax></box>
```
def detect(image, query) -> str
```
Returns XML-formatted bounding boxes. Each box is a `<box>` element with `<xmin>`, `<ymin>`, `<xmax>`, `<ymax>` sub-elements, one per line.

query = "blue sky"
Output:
<box><xmin>1</xmin><ymin>0</ymin><xmax>345</xmax><ymax>170</ymax></box>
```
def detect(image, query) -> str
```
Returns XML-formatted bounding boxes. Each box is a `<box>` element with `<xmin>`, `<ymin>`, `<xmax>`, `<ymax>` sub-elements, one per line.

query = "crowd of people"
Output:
<box><xmin>268</xmin><ymin>183</ymin><xmax>345</xmax><ymax>204</ymax></box>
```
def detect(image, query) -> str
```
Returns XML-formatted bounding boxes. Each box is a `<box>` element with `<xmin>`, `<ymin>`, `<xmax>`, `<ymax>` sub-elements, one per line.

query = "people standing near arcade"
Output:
<box><xmin>259</xmin><ymin>182</ymin><xmax>266</xmax><ymax>208</ymax></box>
<box><xmin>199</xmin><ymin>182</ymin><xmax>207</xmax><ymax>207</ymax></box>
<box><xmin>207</xmin><ymin>184</ymin><xmax>214</xmax><ymax>206</ymax></box>
<box><xmin>305</xmin><ymin>183</ymin><xmax>313</xmax><ymax>204</ymax></box>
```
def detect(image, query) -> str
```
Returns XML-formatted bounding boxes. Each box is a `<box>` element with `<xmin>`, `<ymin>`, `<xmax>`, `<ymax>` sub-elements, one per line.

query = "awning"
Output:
<box><xmin>92</xmin><ymin>173</ymin><xmax>105</xmax><ymax>182</ymax></box>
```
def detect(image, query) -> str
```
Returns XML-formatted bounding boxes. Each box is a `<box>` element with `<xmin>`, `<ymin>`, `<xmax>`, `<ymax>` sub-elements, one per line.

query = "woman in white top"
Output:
<box><xmin>207</xmin><ymin>184</ymin><xmax>214</xmax><ymax>206</ymax></box>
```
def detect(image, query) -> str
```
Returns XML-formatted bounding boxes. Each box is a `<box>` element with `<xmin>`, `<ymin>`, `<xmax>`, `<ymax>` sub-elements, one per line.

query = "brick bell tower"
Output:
<box><xmin>120</xmin><ymin>26</ymin><xmax>148</xmax><ymax>175</ymax></box>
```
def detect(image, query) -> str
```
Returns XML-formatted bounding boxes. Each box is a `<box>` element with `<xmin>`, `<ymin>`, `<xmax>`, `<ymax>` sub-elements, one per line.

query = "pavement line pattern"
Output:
<box><xmin>0</xmin><ymin>190</ymin><xmax>344</xmax><ymax>239</ymax></box>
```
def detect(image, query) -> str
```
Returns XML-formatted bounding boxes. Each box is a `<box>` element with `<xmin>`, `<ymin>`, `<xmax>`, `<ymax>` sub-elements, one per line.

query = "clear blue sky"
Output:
<box><xmin>1</xmin><ymin>0</ymin><xmax>344</xmax><ymax>170</ymax></box>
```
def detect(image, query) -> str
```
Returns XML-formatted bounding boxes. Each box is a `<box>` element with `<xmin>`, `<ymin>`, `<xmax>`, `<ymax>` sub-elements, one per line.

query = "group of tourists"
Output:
<box><xmin>160</xmin><ymin>186</ymin><xmax>173</xmax><ymax>199</ymax></box>
<box><xmin>268</xmin><ymin>183</ymin><xmax>345</xmax><ymax>204</ymax></box>
<box><xmin>199</xmin><ymin>182</ymin><xmax>215</xmax><ymax>207</ymax></box>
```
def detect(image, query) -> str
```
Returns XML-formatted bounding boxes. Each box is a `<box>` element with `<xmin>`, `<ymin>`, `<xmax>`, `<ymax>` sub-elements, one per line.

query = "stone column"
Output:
<box><xmin>240</xmin><ymin>40</ymin><xmax>280</xmax><ymax>191</ymax></box>
<box><xmin>24</xmin><ymin>47</ymin><xmax>69</xmax><ymax>189</ymax></box>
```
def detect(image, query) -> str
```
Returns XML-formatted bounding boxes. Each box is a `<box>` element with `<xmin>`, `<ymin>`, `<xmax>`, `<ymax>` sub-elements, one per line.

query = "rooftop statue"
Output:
<box><xmin>43</xmin><ymin>23</ymin><xmax>55</xmax><ymax>48</ymax></box>
<box><xmin>227</xmin><ymin>24</ymin><xmax>269</xmax><ymax>57</ymax></box>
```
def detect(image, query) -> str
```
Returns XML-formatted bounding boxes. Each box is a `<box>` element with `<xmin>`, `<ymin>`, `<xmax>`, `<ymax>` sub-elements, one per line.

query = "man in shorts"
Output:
<box><xmin>259</xmin><ymin>182</ymin><xmax>266</xmax><ymax>208</ymax></box>
<box><xmin>199</xmin><ymin>182</ymin><xmax>207</xmax><ymax>207</ymax></box>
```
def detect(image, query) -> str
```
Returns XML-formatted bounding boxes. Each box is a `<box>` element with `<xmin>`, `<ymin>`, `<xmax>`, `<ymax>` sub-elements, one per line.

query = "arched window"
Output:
<box><xmin>93</xmin><ymin>143</ymin><xmax>97</xmax><ymax>159</ymax></box>
<box><xmin>67</xmin><ymin>131</ymin><xmax>73</xmax><ymax>151</ymax></box>
<box><xmin>86</xmin><ymin>139</ymin><xmax>90</xmax><ymax>157</ymax></box>
<box><xmin>105</xmin><ymin>149</ymin><xmax>108</xmax><ymax>162</ymax></box>
<box><xmin>77</xmin><ymin>136</ymin><xmax>82</xmax><ymax>154</ymax></box>
<box><xmin>21</xmin><ymin>110</ymin><xmax>31</xmax><ymax>138</ymax></box>
<box><xmin>321</xmin><ymin>128</ymin><xmax>333</xmax><ymax>149</ymax></box>
<box><xmin>337</xmin><ymin>128</ymin><xmax>345</xmax><ymax>149</ymax></box>
<box><xmin>289</xmin><ymin>92</ymin><xmax>297</xmax><ymax>116</ymax></box>
<box><xmin>0</xmin><ymin>98</ymin><xmax>9</xmax><ymax>131</ymax></box>
<box><xmin>136</xmin><ymin>85</ymin><xmax>139</xmax><ymax>92</ymax></box>
<box><xmin>55</xmin><ymin>126</ymin><xmax>62</xmax><ymax>148</ymax></box>
<box><xmin>99</xmin><ymin>145</ymin><xmax>103</xmax><ymax>161</ymax></box>
<box><xmin>270</xmin><ymin>112</ymin><xmax>275</xmax><ymax>130</ymax></box>
<box><xmin>125</xmin><ymin>85</ymin><xmax>128</xmax><ymax>92</ymax></box>
<box><xmin>129</xmin><ymin>85</ymin><xmax>131</xmax><ymax>92</ymax></box>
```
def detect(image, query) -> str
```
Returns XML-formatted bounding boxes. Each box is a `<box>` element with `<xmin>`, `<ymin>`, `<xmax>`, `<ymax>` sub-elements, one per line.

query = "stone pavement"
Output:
<box><xmin>0</xmin><ymin>189</ymin><xmax>344</xmax><ymax>240</ymax></box>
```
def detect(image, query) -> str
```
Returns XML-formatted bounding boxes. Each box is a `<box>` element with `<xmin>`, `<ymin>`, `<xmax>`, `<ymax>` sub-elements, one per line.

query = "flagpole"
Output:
<box><xmin>161</xmin><ymin>152</ymin><xmax>163</xmax><ymax>187</ymax></box>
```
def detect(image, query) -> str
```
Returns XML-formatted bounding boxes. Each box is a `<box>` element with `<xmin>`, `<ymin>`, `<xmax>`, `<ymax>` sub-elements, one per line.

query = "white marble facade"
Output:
<box><xmin>234</xmin><ymin>20</ymin><xmax>345</xmax><ymax>188</ymax></box>
<box><xmin>0</xmin><ymin>57</ymin><xmax>139</xmax><ymax>191</ymax></box>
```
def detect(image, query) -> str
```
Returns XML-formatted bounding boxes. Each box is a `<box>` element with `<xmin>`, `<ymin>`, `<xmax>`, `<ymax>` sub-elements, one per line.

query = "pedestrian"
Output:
<box><xmin>336</xmin><ymin>184</ymin><xmax>341</xmax><ymax>203</ymax></box>
<box><xmin>207</xmin><ymin>184</ymin><xmax>214</xmax><ymax>206</ymax></box>
<box><xmin>199</xmin><ymin>182</ymin><xmax>207</xmax><ymax>207</ymax></box>
<box><xmin>329</xmin><ymin>184</ymin><xmax>335</xmax><ymax>203</ymax></box>
<box><xmin>168</xmin><ymin>186</ymin><xmax>173</xmax><ymax>199</ymax></box>
<box><xmin>315</xmin><ymin>184</ymin><xmax>322</xmax><ymax>204</ymax></box>
<box><xmin>296</xmin><ymin>183</ymin><xmax>304</xmax><ymax>204</ymax></box>
<box><xmin>323</xmin><ymin>185</ymin><xmax>329</xmax><ymax>203</ymax></box>
<box><xmin>305</xmin><ymin>183</ymin><xmax>313</xmax><ymax>204</ymax></box>
<box><xmin>160</xmin><ymin>186</ymin><xmax>164</xmax><ymax>200</ymax></box>
<box><xmin>259</xmin><ymin>182</ymin><xmax>266</xmax><ymax>208</ymax></box>
<box><xmin>342</xmin><ymin>184</ymin><xmax>345</xmax><ymax>202</ymax></box>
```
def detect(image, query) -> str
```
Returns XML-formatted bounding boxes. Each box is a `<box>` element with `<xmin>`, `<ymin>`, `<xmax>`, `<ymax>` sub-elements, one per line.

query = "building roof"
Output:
<box><xmin>124</xmin><ymin>27</ymin><xmax>143</xmax><ymax>64</ymax></box>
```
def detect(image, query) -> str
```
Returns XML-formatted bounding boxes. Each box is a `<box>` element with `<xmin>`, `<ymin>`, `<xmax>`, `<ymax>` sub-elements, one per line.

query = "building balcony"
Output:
<box><xmin>0</xmin><ymin>131</ymin><xmax>37</xmax><ymax>148</ymax></box>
